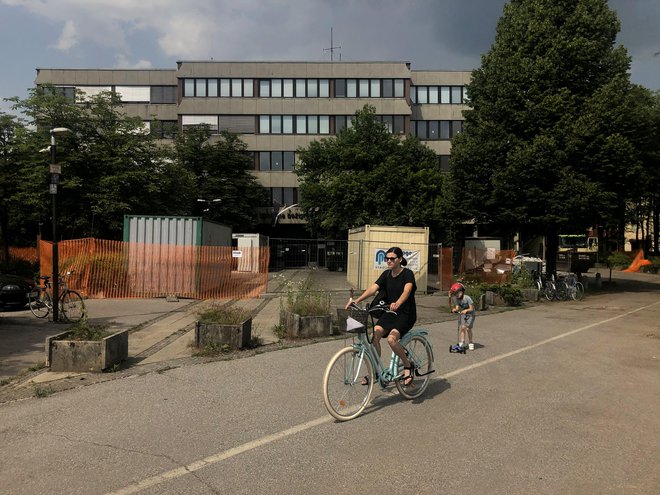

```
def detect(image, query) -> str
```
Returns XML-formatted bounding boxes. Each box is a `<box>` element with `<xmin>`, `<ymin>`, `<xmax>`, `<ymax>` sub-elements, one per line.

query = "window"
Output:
<box><xmin>382</xmin><ymin>115</ymin><xmax>393</xmax><ymax>133</ymax></box>
<box><xmin>220</xmin><ymin>79</ymin><xmax>231</xmax><ymax>97</ymax></box>
<box><xmin>271</xmin><ymin>115</ymin><xmax>282</xmax><ymax>134</ymax></box>
<box><xmin>319</xmin><ymin>116</ymin><xmax>329</xmax><ymax>134</ymax></box>
<box><xmin>296</xmin><ymin>79</ymin><xmax>306</xmax><ymax>97</ymax></box>
<box><xmin>283</xmin><ymin>152</ymin><xmax>295</xmax><ymax>171</ymax></box>
<box><xmin>440</xmin><ymin>86</ymin><xmax>450</xmax><ymax>104</ymax></box>
<box><xmin>271</xmin><ymin>79</ymin><xmax>282</xmax><ymax>98</ymax></box>
<box><xmin>439</xmin><ymin>155</ymin><xmax>451</xmax><ymax>172</ymax></box>
<box><xmin>319</xmin><ymin>79</ymin><xmax>330</xmax><ymax>97</ymax></box>
<box><xmin>440</xmin><ymin>120</ymin><xmax>450</xmax><ymax>139</ymax></box>
<box><xmin>195</xmin><ymin>79</ymin><xmax>206</xmax><ymax>97</ymax></box>
<box><xmin>382</xmin><ymin>79</ymin><xmax>393</xmax><ymax>98</ymax></box>
<box><xmin>184</xmin><ymin>79</ymin><xmax>195</xmax><ymax>96</ymax></box>
<box><xmin>243</xmin><ymin>79</ymin><xmax>254</xmax><ymax>97</ymax></box>
<box><xmin>307</xmin><ymin>79</ymin><xmax>318</xmax><ymax>98</ymax></box>
<box><xmin>359</xmin><ymin>79</ymin><xmax>369</xmax><ymax>97</ymax></box>
<box><xmin>417</xmin><ymin>86</ymin><xmax>428</xmax><ymax>104</ymax></box>
<box><xmin>232</xmin><ymin>79</ymin><xmax>242</xmax><ymax>97</ymax></box>
<box><xmin>271</xmin><ymin>151</ymin><xmax>283</xmax><ymax>171</ymax></box>
<box><xmin>451</xmin><ymin>120</ymin><xmax>463</xmax><ymax>137</ymax></box>
<box><xmin>259</xmin><ymin>80</ymin><xmax>270</xmax><ymax>97</ymax></box>
<box><xmin>451</xmin><ymin>86</ymin><xmax>462</xmax><ymax>104</ymax></box>
<box><xmin>429</xmin><ymin>86</ymin><xmax>438</xmax><ymax>104</ymax></box>
<box><xmin>347</xmin><ymin>79</ymin><xmax>357</xmax><ymax>98</ymax></box>
<box><xmin>115</xmin><ymin>86</ymin><xmax>150</xmax><ymax>102</ymax></box>
<box><xmin>150</xmin><ymin>120</ymin><xmax>178</xmax><ymax>139</ymax></box>
<box><xmin>308</xmin><ymin>116</ymin><xmax>318</xmax><ymax>134</ymax></box>
<box><xmin>336</xmin><ymin>115</ymin><xmax>346</xmax><ymax>133</ymax></box>
<box><xmin>296</xmin><ymin>115</ymin><xmax>307</xmax><ymax>134</ymax></box>
<box><xmin>428</xmin><ymin>120</ymin><xmax>439</xmax><ymax>140</ymax></box>
<box><xmin>335</xmin><ymin>79</ymin><xmax>346</xmax><ymax>97</ymax></box>
<box><xmin>370</xmin><ymin>79</ymin><xmax>380</xmax><ymax>97</ymax></box>
<box><xmin>208</xmin><ymin>79</ymin><xmax>218</xmax><ymax>97</ymax></box>
<box><xmin>150</xmin><ymin>86</ymin><xmax>177</xmax><ymax>104</ymax></box>
<box><xmin>416</xmin><ymin>121</ymin><xmax>427</xmax><ymax>139</ymax></box>
<box><xmin>283</xmin><ymin>187</ymin><xmax>295</xmax><ymax>205</ymax></box>
<box><xmin>282</xmin><ymin>115</ymin><xmax>293</xmax><ymax>134</ymax></box>
<box><xmin>259</xmin><ymin>151</ymin><xmax>271</xmax><ymax>171</ymax></box>
<box><xmin>182</xmin><ymin>115</ymin><xmax>217</xmax><ymax>132</ymax></box>
<box><xmin>410</xmin><ymin>87</ymin><xmax>417</xmax><ymax>104</ymax></box>
<box><xmin>218</xmin><ymin>115</ymin><xmax>255</xmax><ymax>133</ymax></box>
<box><xmin>393</xmin><ymin>115</ymin><xmax>404</xmax><ymax>134</ymax></box>
<box><xmin>259</xmin><ymin>115</ymin><xmax>270</xmax><ymax>133</ymax></box>
<box><xmin>283</xmin><ymin>79</ymin><xmax>294</xmax><ymax>97</ymax></box>
<box><xmin>394</xmin><ymin>79</ymin><xmax>404</xmax><ymax>97</ymax></box>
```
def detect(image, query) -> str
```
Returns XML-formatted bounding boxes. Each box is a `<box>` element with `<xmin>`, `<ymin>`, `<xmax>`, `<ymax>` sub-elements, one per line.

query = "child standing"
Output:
<box><xmin>449</xmin><ymin>282</ymin><xmax>476</xmax><ymax>350</ymax></box>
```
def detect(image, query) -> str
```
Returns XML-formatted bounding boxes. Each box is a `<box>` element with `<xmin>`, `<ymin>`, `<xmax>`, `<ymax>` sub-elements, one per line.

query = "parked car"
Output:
<box><xmin>0</xmin><ymin>273</ymin><xmax>34</xmax><ymax>310</ymax></box>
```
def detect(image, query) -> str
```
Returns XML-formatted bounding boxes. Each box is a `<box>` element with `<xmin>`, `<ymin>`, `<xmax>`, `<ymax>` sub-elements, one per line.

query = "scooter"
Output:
<box><xmin>448</xmin><ymin>313</ymin><xmax>469</xmax><ymax>354</ymax></box>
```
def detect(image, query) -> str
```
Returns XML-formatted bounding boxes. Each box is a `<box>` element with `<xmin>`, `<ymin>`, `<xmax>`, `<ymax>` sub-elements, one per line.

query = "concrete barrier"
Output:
<box><xmin>47</xmin><ymin>328</ymin><xmax>129</xmax><ymax>372</ymax></box>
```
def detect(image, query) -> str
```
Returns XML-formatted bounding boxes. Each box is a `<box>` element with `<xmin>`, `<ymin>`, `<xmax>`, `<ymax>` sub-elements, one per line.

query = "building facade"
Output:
<box><xmin>35</xmin><ymin>61</ymin><xmax>470</xmax><ymax>231</ymax></box>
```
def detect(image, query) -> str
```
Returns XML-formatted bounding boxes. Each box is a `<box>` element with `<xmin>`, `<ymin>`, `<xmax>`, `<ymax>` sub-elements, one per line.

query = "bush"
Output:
<box><xmin>65</xmin><ymin>319</ymin><xmax>111</xmax><ymax>341</ymax></box>
<box><xmin>606</xmin><ymin>252</ymin><xmax>632</xmax><ymax>269</ymax></box>
<box><xmin>281</xmin><ymin>277</ymin><xmax>331</xmax><ymax>316</ymax></box>
<box><xmin>197</xmin><ymin>305</ymin><xmax>251</xmax><ymax>324</ymax></box>
<box><xmin>474</xmin><ymin>282</ymin><xmax>523</xmax><ymax>306</ymax></box>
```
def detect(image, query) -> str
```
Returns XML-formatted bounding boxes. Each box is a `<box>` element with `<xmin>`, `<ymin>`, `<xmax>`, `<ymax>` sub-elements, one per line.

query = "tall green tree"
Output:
<box><xmin>8</xmin><ymin>87</ymin><xmax>195</xmax><ymax>240</ymax></box>
<box><xmin>450</xmin><ymin>0</ymin><xmax>651</xmax><ymax>268</ymax></box>
<box><xmin>172</xmin><ymin>126</ymin><xmax>268</xmax><ymax>232</ymax></box>
<box><xmin>296</xmin><ymin>105</ymin><xmax>453</xmax><ymax>240</ymax></box>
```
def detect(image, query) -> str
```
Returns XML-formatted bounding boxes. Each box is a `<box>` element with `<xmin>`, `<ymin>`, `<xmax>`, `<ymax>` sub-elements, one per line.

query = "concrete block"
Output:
<box><xmin>47</xmin><ymin>329</ymin><xmax>129</xmax><ymax>372</ymax></box>
<box><xmin>195</xmin><ymin>319</ymin><xmax>252</xmax><ymax>349</ymax></box>
<box><xmin>281</xmin><ymin>309</ymin><xmax>332</xmax><ymax>338</ymax></box>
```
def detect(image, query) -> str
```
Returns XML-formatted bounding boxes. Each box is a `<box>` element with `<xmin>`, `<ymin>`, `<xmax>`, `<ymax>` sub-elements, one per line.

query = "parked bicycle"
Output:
<box><xmin>28</xmin><ymin>271</ymin><xmax>86</xmax><ymax>322</ymax></box>
<box><xmin>532</xmin><ymin>270</ymin><xmax>556</xmax><ymax>301</ymax></box>
<box><xmin>322</xmin><ymin>301</ymin><xmax>435</xmax><ymax>421</ymax></box>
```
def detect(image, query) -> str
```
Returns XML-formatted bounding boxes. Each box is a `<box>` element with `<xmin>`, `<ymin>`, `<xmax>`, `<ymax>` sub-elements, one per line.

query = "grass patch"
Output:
<box><xmin>34</xmin><ymin>386</ymin><xmax>53</xmax><ymax>398</ymax></box>
<box><xmin>28</xmin><ymin>361</ymin><xmax>47</xmax><ymax>372</ymax></box>
<box><xmin>197</xmin><ymin>305</ymin><xmax>251</xmax><ymax>324</ymax></box>
<box><xmin>63</xmin><ymin>319</ymin><xmax>112</xmax><ymax>341</ymax></box>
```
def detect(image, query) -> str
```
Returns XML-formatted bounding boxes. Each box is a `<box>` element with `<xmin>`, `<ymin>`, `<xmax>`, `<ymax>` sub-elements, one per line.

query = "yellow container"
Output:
<box><xmin>347</xmin><ymin>225</ymin><xmax>429</xmax><ymax>292</ymax></box>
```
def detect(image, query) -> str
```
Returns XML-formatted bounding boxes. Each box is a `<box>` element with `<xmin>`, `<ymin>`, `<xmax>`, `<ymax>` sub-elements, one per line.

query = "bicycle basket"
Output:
<box><xmin>336</xmin><ymin>308</ymin><xmax>369</xmax><ymax>333</ymax></box>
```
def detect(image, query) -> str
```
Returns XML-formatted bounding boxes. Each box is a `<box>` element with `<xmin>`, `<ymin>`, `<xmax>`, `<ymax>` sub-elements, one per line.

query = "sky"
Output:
<box><xmin>1</xmin><ymin>0</ymin><xmax>658</xmax><ymax>115</ymax></box>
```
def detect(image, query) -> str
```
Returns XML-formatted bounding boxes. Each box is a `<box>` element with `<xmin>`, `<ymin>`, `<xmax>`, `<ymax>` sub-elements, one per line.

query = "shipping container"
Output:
<box><xmin>122</xmin><ymin>215</ymin><xmax>232</xmax><ymax>296</ymax></box>
<box><xmin>347</xmin><ymin>225</ymin><xmax>429</xmax><ymax>292</ymax></box>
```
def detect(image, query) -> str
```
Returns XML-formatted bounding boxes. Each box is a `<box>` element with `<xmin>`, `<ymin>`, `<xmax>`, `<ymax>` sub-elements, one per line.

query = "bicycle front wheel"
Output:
<box><xmin>323</xmin><ymin>347</ymin><xmax>374</xmax><ymax>421</ymax></box>
<box><xmin>28</xmin><ymin>290</ymin><xmax>51</xmax><ymax>318</ymax></box>
<box><xmin>396</xmin><ymin>335</ymin><xmax>434</xmax><ymax>399</ymax></box>
<box><xmin>60</xmin><ymin>290</ymin><xmax>86</xmax><ymax>322</ymax></box>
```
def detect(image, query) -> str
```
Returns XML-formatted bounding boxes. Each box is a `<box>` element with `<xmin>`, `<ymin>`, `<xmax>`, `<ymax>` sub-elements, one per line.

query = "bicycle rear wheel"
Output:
<box><xmin>60</xmin><ymin>290</ymin><xmax>86</xmax><ymax>322</ymax></box>
<box><xmin>28</xmin><ymin>290</ymin><xmax>51</xmax><ymax>318</ymax></box>
<box><xmin>573</xmin><ymin>282</ymin><xmax>585</xmax><ymax>301</ymax></box>
<box><xmin>543</xmin><ymin>281</ymin><xmax>556</xmax><ymax>301</ymax></box>
<box><xmin>396</xmin><ymin>335</ymin><xmax>433</xmax><ymax>399</ymax></box>
<box><xmin>323</xmin><ymin>347</ymin><xmax>374</xmax><ymax>421</ymax></box>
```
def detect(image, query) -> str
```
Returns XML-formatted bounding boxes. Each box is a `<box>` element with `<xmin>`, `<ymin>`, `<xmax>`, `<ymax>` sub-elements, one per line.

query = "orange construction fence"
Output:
<box><xmin>623</xmin><ymin>249</ymin><xmax>652</xmax><ymax>272</ymax></box>
<box><xmin>39</xmin><ymin>238</ymin><xmax>270</xmax><ymax>300</ymax></box>
<box><xmin>1</xmin><ymin>245</ymin><xmax>39</xmax><ymax>265</ymax></box>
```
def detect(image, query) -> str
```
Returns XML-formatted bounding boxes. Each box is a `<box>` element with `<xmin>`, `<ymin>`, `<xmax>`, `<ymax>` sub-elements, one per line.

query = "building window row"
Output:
<box><xmin>259</xmin><ymin>79</ymin><xmax>330</xmax><ymax>98</ymax></box>
<box><xmin>411</xmin><ymin>120</ymin><xmax>464</xmax><ymax>140</ymax></box>
<box><xmin>270</xmin><ymin>187</ymin><xmax>298</xmax><ymax>206</ymax></box>
<box><xmin>259</xmin><ymin>115</ymin><xmax>331</xmax><ymax>134</ymax></box>
<box><xmin>334</xmin><ymin>78</ymin><xmax>406</xmax><ymax>98</ymax></box>
<box><xmin>47</xmin><ymin>85</ymin><xmax>177</xmax><ymax>104</ymax></box>
<box><xmin>183</xmin><ymin>78</ymin><xmax>254</xmax><ymax>98</ymax></box>
<box><xmin>411</xmin><ymin>85</ymin><xmax>467</xmax><ymax>104</ymax></box>
<box><xmin>258</xmin><ymin>151</ymin><xmax>296</xmax><ymax>171</ymax></box>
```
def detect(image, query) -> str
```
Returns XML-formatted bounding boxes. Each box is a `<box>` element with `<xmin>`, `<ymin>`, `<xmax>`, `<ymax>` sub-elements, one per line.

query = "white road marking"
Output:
<box><xmin>107</xmin><ymin>300</ymin><xmax>660</xmax><ymax>495</ymax></box>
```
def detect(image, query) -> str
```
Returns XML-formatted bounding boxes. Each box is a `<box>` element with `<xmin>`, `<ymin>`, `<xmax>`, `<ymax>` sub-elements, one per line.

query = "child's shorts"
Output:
<box><xmin>458</xmin><ymin>313</ymin><xmax>475</xmax><ymax>329</ymax></box>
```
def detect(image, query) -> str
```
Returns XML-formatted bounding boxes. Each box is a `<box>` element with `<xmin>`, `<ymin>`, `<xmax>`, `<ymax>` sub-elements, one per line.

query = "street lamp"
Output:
<box><xmin>50</xmin><ymin>127</ymin><xmax>71</xmax><ymax>322</ymax></box>
<box><xmin>197</xmin><ymin>198</ymin><xmax>221</xmax><ymax>212</ymax></box>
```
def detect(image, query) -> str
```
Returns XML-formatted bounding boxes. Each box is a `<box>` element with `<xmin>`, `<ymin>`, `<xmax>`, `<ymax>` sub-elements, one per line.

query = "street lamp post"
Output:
<box><xmin>197</xmin><ymin>198</ymin><xmax>221</xmax><ymax>212</ymax></box>
<box><xmin>50</xmin><ymin>127</ymin><xmax>71</xmax><ymax>322</ymax></box>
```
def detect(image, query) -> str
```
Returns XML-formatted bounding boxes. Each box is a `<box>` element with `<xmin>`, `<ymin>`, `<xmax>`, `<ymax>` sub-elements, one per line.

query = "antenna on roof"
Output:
<box><xmin>323</xmin><ymin>27</ymin><xmax>341</xmax><ymax>62</ymax></box>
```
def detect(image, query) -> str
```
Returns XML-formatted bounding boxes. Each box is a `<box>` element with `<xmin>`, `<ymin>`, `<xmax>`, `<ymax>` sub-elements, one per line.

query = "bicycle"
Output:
<box><xmin>322</xmin><ymin>301</ymin><xmax>435</xmax><ymax>421</ymax></box>
<box><xmin>28</xmin><ymin>271</ymin><xmax>86</xmax><ymax>322</ymax></box>
<box><xmin>532</xmin><ymin>271</ymin><xmax>556</xmax><ymax>301</ymax></box>
<box><xmin>562</xmin><ymin>272</ymin><xmax>585</xmax><ymax>301</ymax></box>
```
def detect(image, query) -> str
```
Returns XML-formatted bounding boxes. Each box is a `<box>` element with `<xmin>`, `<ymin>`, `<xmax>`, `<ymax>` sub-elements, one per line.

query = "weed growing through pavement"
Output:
<box><xmin>197</xmin><ymin>305</ymin><xmax>251</xmax><ymax>324</ymax></box>
<box><xmin>34</xmin><ymin>386</ymin><xmax>53</xmax><ymax>398</ymax></box>
<box><xmin>28</xmin><ymin>361</ymin><xmax>47</xmax><ymax>372</ymax></box>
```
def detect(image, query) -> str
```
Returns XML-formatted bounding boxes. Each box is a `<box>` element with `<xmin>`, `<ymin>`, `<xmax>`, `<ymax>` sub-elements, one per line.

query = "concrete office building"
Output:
<box><xmin>35</xmin><ymin>61</ymin><xmax>470</xmax><ymax>233</ymax></box>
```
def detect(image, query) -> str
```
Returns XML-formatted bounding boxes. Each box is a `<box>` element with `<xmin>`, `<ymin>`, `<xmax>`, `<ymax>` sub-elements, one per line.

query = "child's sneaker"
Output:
<box><xmin>468</xmin><ymin>343</ymin><xmax>475</xmax><ymax>351</ymax></box>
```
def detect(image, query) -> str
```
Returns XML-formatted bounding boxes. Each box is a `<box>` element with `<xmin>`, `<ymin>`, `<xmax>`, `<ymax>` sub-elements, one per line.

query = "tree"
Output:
<box><xmin>172</xmin><ymin>126</ymin><xmax>268</xmax><ymax>232</ymax></box>
<box><xmin>295</xmin><ymin>105</ymin><xmax>453</xmax><ymax>240</ymax></box>
<box><xmin>9</xmin><ymin>87</ymin><xmax>194</xmax><ymax>240</ymax></box>
<box><xmin>450</xmin><ymin>0</ymin><xmax>652</xmax><ymax>270</ymax></box>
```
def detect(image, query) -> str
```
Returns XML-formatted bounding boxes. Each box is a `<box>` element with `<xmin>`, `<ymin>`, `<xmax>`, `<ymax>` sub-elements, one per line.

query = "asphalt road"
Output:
<box><xmin>1</xmin><ymin>279</ymin><xmax>659</xmax><ymax>495</ymax></box>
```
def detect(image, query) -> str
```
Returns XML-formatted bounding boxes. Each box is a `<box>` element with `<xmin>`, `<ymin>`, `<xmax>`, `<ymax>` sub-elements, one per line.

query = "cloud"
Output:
<box><xmin>53</xmin><ymin>19</ymin><xmax>78</xmax><ymax>51</ymax></box>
